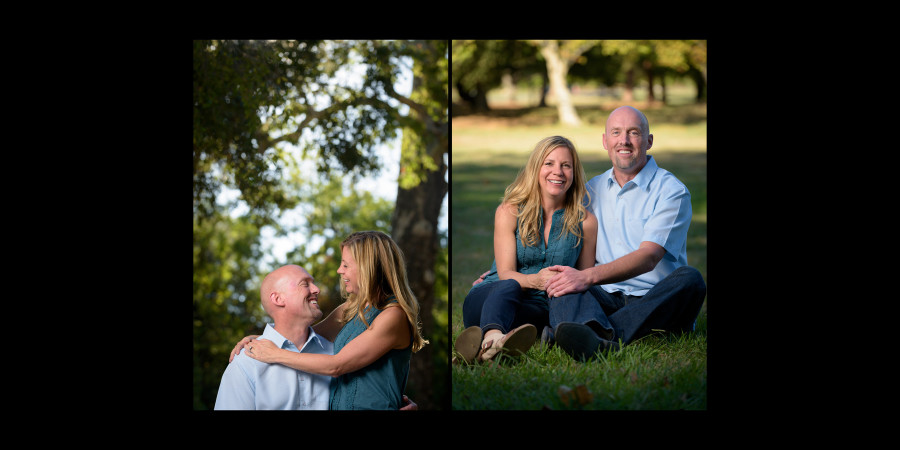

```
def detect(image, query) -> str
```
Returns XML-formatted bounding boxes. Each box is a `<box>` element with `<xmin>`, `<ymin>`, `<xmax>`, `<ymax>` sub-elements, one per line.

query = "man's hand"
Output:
<box><xmin>400</xmin><ymin>395</ymin><xmax>418</xmax><ymax>410</ymax></box>
<box><xmin>544</xmin><ymin>265</ymin><xmax>592</xmax><ymax>298</ymax></box>
<box><xmin>472</xmin><ymin>271</ymin><xmax>490</xmax><ymax>287</ymax></box>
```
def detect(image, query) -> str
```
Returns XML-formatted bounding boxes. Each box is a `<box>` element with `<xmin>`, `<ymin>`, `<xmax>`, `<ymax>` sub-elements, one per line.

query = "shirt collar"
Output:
<box><xmin>261</xmin><ymin>323</ymin><xmax>327</xmax><ymax>351</ymax></box>
<box><xmin>260</xmin><ymin>323</ymin><xmax>285</xmax><ymax>346</ymax></box>
<box><xmin>606</xmin><ymin>155</ymin><xmax>658</xmax><ymax>190</ymax></box>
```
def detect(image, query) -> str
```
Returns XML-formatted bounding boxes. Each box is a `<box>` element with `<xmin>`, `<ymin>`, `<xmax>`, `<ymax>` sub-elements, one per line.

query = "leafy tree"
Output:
<box><xmin>193</xmin><ymin>211</ymin><xmax>268</xmax><ymax>409</ymax></box>
<box><xmin>453</xmin><ymin>39</ymin><xmax>602</xmax><ymax>125</ymax></box>
<box><xmin>528</xmin><ymin>40</ymin><xmax>600</xmax><ymax>126</ymax></box>
<box><xmin>193</xmin><ymin>40</ymin><xmax>448</xmax><ymax>410</ymax></box>
<box><xmin>193</xmin><ymin>40</ymin><xmax>321</xmax><ymax>225</ymax></box>
<box><xmin>451</xmin><ymin>40</ymin><xmax>543</xmax><ymax>112</ymax></box>
<box><xmin>283</xmin><ymin>173</ymin><xmax>395</xmax><ymax>314</ymax></box>
<box><xmin>596</xmin><ymin>40</ymin><xmax>707</xmax><ymax>105</ymax></box>
<box><xmin>382</xmin><ymin>40</ymin><xmax>449</xmax><ymax>408</ymax></box>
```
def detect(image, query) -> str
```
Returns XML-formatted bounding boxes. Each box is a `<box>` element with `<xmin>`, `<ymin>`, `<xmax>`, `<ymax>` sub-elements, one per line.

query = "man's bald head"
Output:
<box><xmin>606</xmin><ymin>105</ymin><xmax>650</xmax><ymax>135</ymax></box>
<box><xmin>260</xmin><ymin>265</ymin><xmax>309</xmax><ymax>317</ymax></box>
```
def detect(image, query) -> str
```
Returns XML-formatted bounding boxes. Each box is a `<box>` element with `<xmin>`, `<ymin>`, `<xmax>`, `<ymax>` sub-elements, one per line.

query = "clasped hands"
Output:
<box><xmin>472</xmin><ymin>265</ymin><xmax>590</xmax><ymax>298</ymax></box>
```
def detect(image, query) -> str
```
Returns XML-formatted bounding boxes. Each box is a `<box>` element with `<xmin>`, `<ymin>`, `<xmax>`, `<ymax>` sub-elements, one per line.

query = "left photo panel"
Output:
<box><xmin>193</xmin><ymin>40</ymin><xmax>450</xmax><ymax>411</ymax></box>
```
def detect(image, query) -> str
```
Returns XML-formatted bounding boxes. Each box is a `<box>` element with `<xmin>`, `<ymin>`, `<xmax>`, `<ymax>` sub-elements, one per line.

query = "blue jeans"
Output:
<box><xmin>462</xmin><ymin>279</ymin><xmax>550</xmax><ymax>335</ymax></box>
<box><xmin>549</xmin><ymin>266</ymin><xmax>706</xmax><ymax>345</ymax></box>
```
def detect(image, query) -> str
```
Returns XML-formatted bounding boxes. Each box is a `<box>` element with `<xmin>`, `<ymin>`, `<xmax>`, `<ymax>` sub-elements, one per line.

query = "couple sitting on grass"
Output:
<box><xmin>455</xmin><ymin>106</ymin><xmax>707</xmax><ymax>365</ymax></box>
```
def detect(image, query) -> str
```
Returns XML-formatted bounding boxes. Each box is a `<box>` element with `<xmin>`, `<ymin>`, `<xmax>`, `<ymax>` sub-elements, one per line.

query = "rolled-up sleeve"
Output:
<box><xmin>642</xmin><ymin>182</ymin><xmax>691</xmax><ymax>262</ymax></box>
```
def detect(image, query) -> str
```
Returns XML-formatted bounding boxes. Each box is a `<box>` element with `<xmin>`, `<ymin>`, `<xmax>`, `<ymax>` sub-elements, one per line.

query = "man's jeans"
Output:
<box><xmin>549</xmin><ymin>266</ymin><xmax>706</xmax><ymax>345</ymax></box>
<box><xmin>463</xmin><ymin>279</ymin><xmax>550</xmax><ymax>335</ymax></box>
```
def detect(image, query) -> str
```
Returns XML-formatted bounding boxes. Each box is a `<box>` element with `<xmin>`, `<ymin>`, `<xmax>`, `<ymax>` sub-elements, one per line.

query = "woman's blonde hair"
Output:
<box><xmin>503</xmin><ymin>136</ymin><xmax>589</xmax><ymax>248</ymax></box>
<box><xmin>338</xmin><ymin>231</ymin><xmax>428</xmax><ymax>353</ymax></box>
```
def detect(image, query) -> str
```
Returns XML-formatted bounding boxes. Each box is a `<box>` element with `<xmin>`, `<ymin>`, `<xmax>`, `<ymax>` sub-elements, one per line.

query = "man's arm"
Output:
<box><xmin>545</xmin><ymin>241</ymin><xmax>665</xmax><ymax>298</ymax></box>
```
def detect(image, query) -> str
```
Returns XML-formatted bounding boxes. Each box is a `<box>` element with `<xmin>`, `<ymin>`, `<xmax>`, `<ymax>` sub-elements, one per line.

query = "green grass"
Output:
<box><xmin>451</xmin><ymin>102</ymin><xmax>707</xmax><ymax>410</ymax></box>
<box><xmin>452</xmin><ymin>332</ymin><xmax>707</xmax><ymax>410</ymax></box>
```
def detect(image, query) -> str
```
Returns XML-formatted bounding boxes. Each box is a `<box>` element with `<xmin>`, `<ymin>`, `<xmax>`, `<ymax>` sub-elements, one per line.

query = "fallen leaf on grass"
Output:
<box><xmin>557</xmin><ymin>384</ymin><xmax>594</xmax><ymax>407</ymax></box>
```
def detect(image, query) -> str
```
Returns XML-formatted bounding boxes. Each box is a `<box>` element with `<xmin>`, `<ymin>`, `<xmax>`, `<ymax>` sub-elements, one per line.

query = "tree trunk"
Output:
<box><xmin>390</xmin><ymin>84</ymin><xmax>448</xmax><ymax>409</ymax></box>
<box><xmin>537</xmin><ymin>41</ymin><xmax>582</xmax><ymax>126</ymax></box>
<box><xmin>538</xmin><ymin>74</ymin><xmax>548</xmax><ymax>107</ymax></box>
<box><xmin>623</xmin><ymin>67</ymin><xmax>635</xmax><ymax>103</ymax></box>
<box><xmin>455</xmin><ymin>80</ymin><xmax>490</xmax><ymax>113</ymax></box>
<box><xmin>691</xmin><ymin>67</ymin><xmax>706</xmax><ymax>103</ymax></box>
<box><xmin>660</xmin><ymin>74</ymin><xmax>668</xmax><ymax>105</ymax></box>
<box><xmin>391</xmin><ymin>136</ymin><xmax>446</xmax><ymax>410</ymax></box>
<box><xmin>644</xmin><ymin>61</ymin><xmax>656</xmax><ymax>104</ymax></box>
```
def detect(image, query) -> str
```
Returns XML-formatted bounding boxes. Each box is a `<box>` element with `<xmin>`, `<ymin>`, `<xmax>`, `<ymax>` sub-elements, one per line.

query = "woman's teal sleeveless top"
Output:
<box><xmin>329</xmin><ymin>297</ymin><xmax>411</xmax><ymax>410</ymax></box>
<box><xmin>471</xmin><ymin>209</ymin><xmax>583</xmax><ymax>304</ymax></box>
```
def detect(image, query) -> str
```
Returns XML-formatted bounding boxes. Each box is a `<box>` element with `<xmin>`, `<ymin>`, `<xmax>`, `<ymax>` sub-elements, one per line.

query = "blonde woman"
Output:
<box><xmin>455</xmin><ymin>136</ymin><xmax>597</xmax><ymax>364</ymax></box>
<box><xmin>234</xmin><ymin>231</ymin><xmax>428</xmax><ymax>410</ymax></box>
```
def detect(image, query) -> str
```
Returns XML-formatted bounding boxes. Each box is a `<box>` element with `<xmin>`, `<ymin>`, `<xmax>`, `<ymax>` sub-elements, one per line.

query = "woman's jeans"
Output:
<box><xmin>549</xmin><ymin>266</ymin><xmax>707</xmax><ymax>345</ymax></box>
<box><xmin>462</xmin><ymin>279</ymin><xmax>549</xmax><ymax>336</ymax></box>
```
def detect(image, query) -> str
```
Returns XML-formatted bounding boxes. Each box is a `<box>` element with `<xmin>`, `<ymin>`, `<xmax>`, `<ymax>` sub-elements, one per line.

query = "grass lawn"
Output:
<box><xmin>450</xmin><ymin>102</ymin><xmax>707</xmax><ymax>410</ymax></box>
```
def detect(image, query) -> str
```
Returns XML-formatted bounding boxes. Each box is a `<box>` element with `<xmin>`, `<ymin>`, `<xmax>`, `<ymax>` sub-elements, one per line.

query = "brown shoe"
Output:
<box><xmin>478</xmin><ymin>324</ymin><xmax>537</xmax><ymax>362</ymax></box>
<box><xmin>453</xmin><ymin>326</ymin><xmax>482</xmax><ymax>365</ymax></box>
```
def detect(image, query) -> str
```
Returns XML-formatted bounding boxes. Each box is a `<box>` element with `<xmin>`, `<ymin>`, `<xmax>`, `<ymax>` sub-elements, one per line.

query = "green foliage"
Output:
<box><xmin>193</xmin><ymin>39</ymin><xmax>449</xmax><ymax>410</ymax></box>
<box><xmin>193</xmin><ymin>211</ymin><xmax>269</xmax><ymax>409</ymax></box>
<box><xmin>193</xmin><ymin>40</ymin><xmax>320</xmax><ymax>223</ymax></box>
<box><xmin>194</xmin><ymin>40</ymin><xmax>431</xmax><ymax>225</ymax></box>
<box><xmin>282</xmin><ymin>173</ymin><xmax>395</xmax><ymax>313</ymax></box>
<box><xmin>453</xmin><ymin>40</ymin><xmax>708</xmax><ymax>113</ymax></box>
<box><xmin>451</xmin><ymin>40</ymin><xmax>543</xmax><ymax>106</ymax></box>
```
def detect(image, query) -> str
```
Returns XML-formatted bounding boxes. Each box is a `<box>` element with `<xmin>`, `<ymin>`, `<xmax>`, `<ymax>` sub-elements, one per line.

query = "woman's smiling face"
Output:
<box><xmin>337</xmin><ymin>245</ymin><xmax>359</xmax><ymax>295</ymax></box>
<box><xmin>538</xmin><ymin>145</ymin><xmax>574</xmax><ymax>199</ymax></box>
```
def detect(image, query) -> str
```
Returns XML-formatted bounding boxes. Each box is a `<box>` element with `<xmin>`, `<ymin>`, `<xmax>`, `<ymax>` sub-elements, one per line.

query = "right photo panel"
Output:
<box><xmin>450</xmin><ymin>39</ymin><xmax>707</xmax><ymax>410</ymax></box>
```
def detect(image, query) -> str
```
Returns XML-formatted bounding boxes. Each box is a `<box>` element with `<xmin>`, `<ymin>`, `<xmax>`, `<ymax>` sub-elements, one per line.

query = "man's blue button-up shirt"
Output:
<box><xmin>585</xmin><ymin>155</ymin><xmax>692</xmax><ymax>296</ymax></box>
<box><xmin>214</xmin><ymin>323</ymin><xmax>333</xmax><ymax>410</ymax></box>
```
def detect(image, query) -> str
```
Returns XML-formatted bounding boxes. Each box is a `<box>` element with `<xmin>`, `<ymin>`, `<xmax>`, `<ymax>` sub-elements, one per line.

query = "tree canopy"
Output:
<box><xmin>193</xmin><ymin>40</ymin><xmax>448</xmax><ymax>410</ymax></box>
<box><xmin>452</xmin><ymin>40</ymin><xmax>708</xmax><ymax>123</ymax></box>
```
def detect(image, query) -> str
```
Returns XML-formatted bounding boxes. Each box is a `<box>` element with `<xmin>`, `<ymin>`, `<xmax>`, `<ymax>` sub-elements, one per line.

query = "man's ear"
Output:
<box><xmin>269</xmin><ymin>291</ymin><xmax>284</xmax><ymax>307</ymax></box>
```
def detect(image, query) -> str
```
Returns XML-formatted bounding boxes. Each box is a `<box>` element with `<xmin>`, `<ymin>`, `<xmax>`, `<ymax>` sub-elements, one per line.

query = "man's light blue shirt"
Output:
<box><xmin>585</xmin><ymin>155</ymin><xmax>692</xmax><ymax>296</ymax></box>
<box><xmin>214</xmin><ymin>323</ymin><xmax>334</xmax><ymax>410</ymax></box>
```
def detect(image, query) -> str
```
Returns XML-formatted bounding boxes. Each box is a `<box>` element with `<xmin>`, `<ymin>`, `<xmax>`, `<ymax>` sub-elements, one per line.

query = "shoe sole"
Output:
<box><xmin>454</xmin><ymin>326</ymin><xmax>482</xmax><ymax>364</ymax></box>
<box><xmin>500</xmin><ymin>324</ymin><xmax>536</xmax><ymax>357</ymax></box>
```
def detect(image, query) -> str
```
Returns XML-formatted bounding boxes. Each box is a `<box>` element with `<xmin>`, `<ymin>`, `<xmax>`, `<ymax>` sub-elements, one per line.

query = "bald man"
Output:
<box><xmin>543</xmin><ymin>106</ymin><xmax>706</xmax><ymax>361</ymax></box>
<box><xmin>215</xmin><ymin>265</ymin><xmax>333</xmax><ymax>410</ymax></box>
